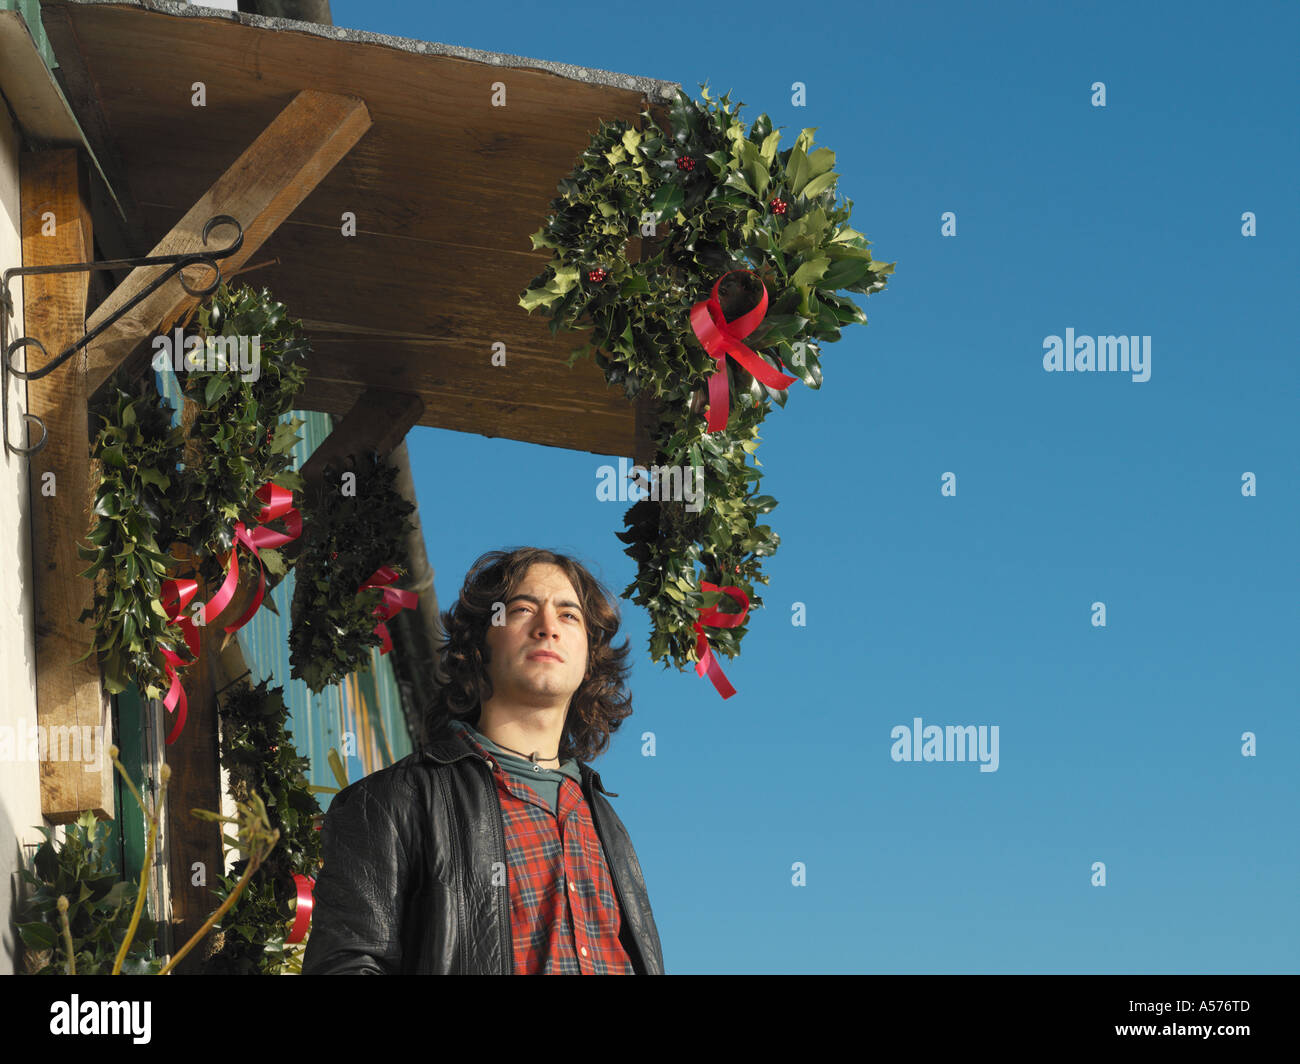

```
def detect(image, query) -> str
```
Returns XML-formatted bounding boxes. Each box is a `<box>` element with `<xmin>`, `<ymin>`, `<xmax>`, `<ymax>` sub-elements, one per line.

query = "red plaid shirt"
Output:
<box><xmin>452</xmin><ymin>723</ymin><xmax>636</xmax><ymax>975</ymax></box>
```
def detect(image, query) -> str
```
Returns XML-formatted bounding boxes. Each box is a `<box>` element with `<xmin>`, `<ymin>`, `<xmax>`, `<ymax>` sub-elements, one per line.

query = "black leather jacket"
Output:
<box><xmin>302</xmin><ymin>723</ymin><xmax>665</xmax><ymax>974</ymax></box>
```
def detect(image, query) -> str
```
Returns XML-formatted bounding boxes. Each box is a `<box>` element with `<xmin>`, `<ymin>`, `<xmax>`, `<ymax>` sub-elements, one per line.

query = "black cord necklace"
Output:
<box><xmin>488</xmin><ymin>735</ymin><xmax>561</xmax><ymax>773</ymax></box>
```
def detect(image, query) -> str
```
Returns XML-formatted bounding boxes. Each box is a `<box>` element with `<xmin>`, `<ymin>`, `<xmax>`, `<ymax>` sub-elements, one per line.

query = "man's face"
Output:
<box><xmin>483</xmin><ymin>563</ymin><xmax>589</xmax><ymax>709</ymax></box>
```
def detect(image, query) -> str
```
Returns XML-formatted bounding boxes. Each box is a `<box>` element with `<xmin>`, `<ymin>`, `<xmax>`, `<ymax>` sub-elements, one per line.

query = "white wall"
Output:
<box><xmin>0</xmin><ymin>93</ymin><xmax>46</xmax><ymax>975</ymax></box>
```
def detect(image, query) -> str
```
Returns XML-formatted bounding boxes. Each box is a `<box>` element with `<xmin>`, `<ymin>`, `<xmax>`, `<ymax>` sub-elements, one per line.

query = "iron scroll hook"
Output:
<box><xmin>0</xmin><ymin>214</ymin><xmax>244</xmax><ymax>457</ymax></box>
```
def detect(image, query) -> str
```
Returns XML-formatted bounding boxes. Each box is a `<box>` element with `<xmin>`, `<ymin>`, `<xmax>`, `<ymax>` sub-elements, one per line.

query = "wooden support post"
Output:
<box><xmin>161</xmin><ymin>543</ymin><xmax>223</xmax><ymax>973</ymax></box>
<box><xmin>21</xmin><ymin>148</ymin><xmax>115</xmax><ymax>823</ymax></box>
<box><xmin>83</xmin><ymin>89</ymin><xmax>372</xmax><ymax>398</ymax></box>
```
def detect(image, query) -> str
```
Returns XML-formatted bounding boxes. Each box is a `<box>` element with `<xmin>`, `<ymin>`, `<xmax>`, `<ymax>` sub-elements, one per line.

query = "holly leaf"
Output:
<box><xmin>18</xmin><ymin>921</ymin><xmax>58</xmax><ymax>950</ymax></box>
<box><xmin>204</xmin><ymin>373</ymin><xmax>233</xmax><ymax>406</ymax></box>
<box><xmin>650</xmin><ymin>182</ymin><xmax>684</xmax><ymax>222</ymax></box>
<box><xmin>259</xmin><ymin>548</ymin><xmax>286</xmax><ymax>577</ymax></box>
<box><xmin>722</xmin><ymin>170</ymin><xmax>757</xmax><ymax>199</ymax></box>
<box><xmin>790</xmin><ymin>258</ymin><xmax>830</xmax><ymax>290</ymax></box>
<box><xmin>821</xmin><ymin>257</ymin><xmax>874</xmax><ymax>291</ymax></box>
<box><xmin>270</xmin><ymin>468</ymin><xmax>305</xmax><ymax>493</ymax></box>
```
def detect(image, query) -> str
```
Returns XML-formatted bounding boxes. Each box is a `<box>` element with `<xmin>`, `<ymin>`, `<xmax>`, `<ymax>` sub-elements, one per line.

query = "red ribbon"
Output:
<box><xmin>286</xmin><ymin>873</ymin><xmax>315</xmax><ymax>945</ymax></box>
<box><xmin>151</xmin><ymin>482</ymin><xmax>301</xmax><ymax>744</ymax></box>
<box><xmin>158</xmin><ymin>579</ymin><xmax>202</xmax><ymax>746</ymax></box>
<box><xmin>690</xmin><ymin>270</ymin><xmax>798</xmax><ymax>433</ymax></box>
<box><xmin>692</xmin><ymin>580</ymin><xmax>750</xmax><ymax>699</ymax></box>
<box><xmin>358</xmin><ymin>566</ymin><xmax>419</xmax><ymax>655</ymax></box>
<box><xmin>221</xmin><ymin>483</ymin><xmax>304</xmax><ymax>633</ymax></box>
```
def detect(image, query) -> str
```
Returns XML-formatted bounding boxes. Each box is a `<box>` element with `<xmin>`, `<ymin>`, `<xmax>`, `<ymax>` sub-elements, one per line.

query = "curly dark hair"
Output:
<box><xmin>428</xmin><ymin>548</ymin><xmax>634</xmax><ymax>763</ymax></box>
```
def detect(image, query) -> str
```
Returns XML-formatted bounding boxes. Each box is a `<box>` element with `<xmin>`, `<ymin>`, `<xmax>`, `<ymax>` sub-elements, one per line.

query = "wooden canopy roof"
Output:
<box><xmin>38</xmin><ymin>0</ymin><xmax>677</xmax><ymax>458</ymax></box>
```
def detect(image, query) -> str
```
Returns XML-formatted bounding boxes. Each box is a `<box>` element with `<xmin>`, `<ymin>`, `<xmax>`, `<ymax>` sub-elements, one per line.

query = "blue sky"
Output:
<box><xmin>332</xmin><ymin>0</ymin><xmax>1299</xmax><ymax>973</ymax></box>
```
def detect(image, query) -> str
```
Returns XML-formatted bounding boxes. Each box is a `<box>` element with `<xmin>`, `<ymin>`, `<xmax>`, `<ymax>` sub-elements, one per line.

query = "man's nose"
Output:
<box><xmin>529</xmin><ymin>607</ymin><xmax>561</xmax><ymax>634</ymax></box>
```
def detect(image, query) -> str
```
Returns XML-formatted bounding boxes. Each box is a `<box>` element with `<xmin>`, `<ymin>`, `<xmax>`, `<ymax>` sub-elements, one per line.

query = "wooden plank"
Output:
<box><xmin>289</xmin><ymin>332</ymin><xmax>635</xmax><ymax>456</ymax></box>
<box><xmin>40</xmin><ymin>2</ymin><xmax>671</xmax><ymax>257</ymax></box>
<box><xmin>83</xmin><ymin>89</ymin><xmax>372</xmax><ymax>397</ymax></box>
<box><xmin>21</xmin><ymin>148</ymin><xmax>115</xmax><ymax>824</ymax></box>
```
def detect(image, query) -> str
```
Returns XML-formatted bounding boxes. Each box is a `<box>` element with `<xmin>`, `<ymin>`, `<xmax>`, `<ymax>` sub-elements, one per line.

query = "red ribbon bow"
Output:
<box><xmin>223</xmin><ymin>483</ymin><xmax>304</xmax><ymax>632</ymax></box>
<box><xmin>692</xmin><ymin>580</ymin><xmax>750</xmax><ymax>699</ymax></box>
<box><xmin>359</xmin><ymin>566</ymin><xmax>419</xmax><ymax>655</ymax></box>
<box><xmin>152</xmin><ymin>482</ymin><xmax>301</xmax><ymax>744</ymax></box>
<box><xmin>690</xmin><ymin>270</ymin><xmax>798</xmax><ymax>433</ymax></box>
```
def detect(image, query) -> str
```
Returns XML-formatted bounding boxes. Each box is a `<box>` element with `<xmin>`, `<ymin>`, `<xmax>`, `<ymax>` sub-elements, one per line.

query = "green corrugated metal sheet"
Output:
<box><xmin>156</xmin><ymin>361</ymin><xmax>412</xmax><ymax>790</ymax></box>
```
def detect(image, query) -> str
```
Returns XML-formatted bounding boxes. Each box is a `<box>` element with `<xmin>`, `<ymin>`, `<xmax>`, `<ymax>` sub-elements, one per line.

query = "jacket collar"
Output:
<box><xmin>421</xmin><ymin>717</ymin><xmax>616</xmax><ymax>797</ymax></box>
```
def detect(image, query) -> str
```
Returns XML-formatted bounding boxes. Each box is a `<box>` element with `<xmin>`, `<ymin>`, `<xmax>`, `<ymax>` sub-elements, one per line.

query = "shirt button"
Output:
<box><xmin>568</xmin><ymin>881</ymin><xmax>577</xmax><ymax>892</ymax></box>
<box><xmin>486</xmin><ymin>760</ymin><xmax>494</xmax><ymax>770</ymax></box>
<box><xmin>580</xmin><ymin>947</ymin><xmax>588</xmax><ymax>957</ymax></box>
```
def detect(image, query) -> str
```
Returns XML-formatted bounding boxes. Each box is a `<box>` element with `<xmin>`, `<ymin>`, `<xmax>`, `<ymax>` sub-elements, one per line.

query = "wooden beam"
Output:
<box><xmin>22</xmin><ymin>148</ymin><xmax>115</xmax><ymax>824</ymax></box>
<box><xmin>299</xmin><ymin>388</ymin><xmax>425</xmax><ymax>494</ymax></box>
<box><xmin>83</xmin><ymin>89</ymin><xmax>372</xmax><ymax>397</ymax></box>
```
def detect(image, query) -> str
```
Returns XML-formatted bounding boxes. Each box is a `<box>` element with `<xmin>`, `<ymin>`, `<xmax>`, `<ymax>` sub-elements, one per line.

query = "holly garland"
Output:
<box><xmin>520</xmin><ymin>85</ymin><xmax>893</xmax><ymax>686</ymax></box>
<box><xmin>175</xmin><ymin>283</ymin><xmax>311</xmax><ymax>596</ymax></box>
<box><xmin>202</xmin><ymin>678</ymin><xmax>322</xmax><ymax>975</ymax></box>
<box><xmin>75</xmin><ymin>377</ymin><xmax>190</xmax><ymax>700</ymax></box>
<box><xmin>75</xmin><ymin>283</ymin><xmax>310</xmax><ymax>732</ymax></box>
<box><xmin>288</xmin><ymin>451</ymin><xmax>417</xmax><ymax>693</ymax></box>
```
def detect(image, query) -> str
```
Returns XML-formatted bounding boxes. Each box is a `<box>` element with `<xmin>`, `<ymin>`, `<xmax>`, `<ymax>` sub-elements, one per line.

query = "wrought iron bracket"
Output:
<box><xmin>0</xmin><ymin>214</ymin><xmax>244</xmax><ymax>457</ymax></box>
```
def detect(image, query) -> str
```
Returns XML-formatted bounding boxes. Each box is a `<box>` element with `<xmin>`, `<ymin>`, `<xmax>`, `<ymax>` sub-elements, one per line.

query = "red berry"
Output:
<box><xmin>676</xmin><ymin>155</ymin><xmax>696</xmax><ymax>171</ymax></box>
<box><xmin>330</xmin><ymin>551</ymin><xmax>338</xmax><ymax>560</ymax></box>
<box><xmin>587</xmin><ymin>267</ymin><xmax>608</xmax><ymax>283</ymax></box>
<box><xmin>769</xmin><ymin>197</ymin><xmax>788</xmax><ymax>216</ymax></box>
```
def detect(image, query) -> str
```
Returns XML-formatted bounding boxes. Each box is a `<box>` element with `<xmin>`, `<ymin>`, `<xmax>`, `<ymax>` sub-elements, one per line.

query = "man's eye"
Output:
<box><xmin>509</xmin><ymin>605</ymin><xmax>579</xmax><ymax>622</ymax></box>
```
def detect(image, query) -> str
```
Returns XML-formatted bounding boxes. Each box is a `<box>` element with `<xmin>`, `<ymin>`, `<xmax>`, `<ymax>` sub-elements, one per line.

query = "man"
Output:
<box><xmin>303</xmin><ymin>547</ymin><xmax>665</xmax><ymax>974</ymax></box>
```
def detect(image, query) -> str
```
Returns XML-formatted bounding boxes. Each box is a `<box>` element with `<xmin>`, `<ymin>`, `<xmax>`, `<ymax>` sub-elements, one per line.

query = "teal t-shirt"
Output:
<box><xmin>450</xmin><ymin>720</ymin><xmax>581</xmax><ymax>816</ymax></box>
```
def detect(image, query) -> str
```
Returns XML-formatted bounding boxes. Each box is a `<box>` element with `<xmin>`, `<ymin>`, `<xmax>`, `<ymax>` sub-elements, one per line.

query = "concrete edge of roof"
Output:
<box><xmin>55</xmin><ymin>0</ymin><xmax>683</xmax><ymax>99</ymax></box>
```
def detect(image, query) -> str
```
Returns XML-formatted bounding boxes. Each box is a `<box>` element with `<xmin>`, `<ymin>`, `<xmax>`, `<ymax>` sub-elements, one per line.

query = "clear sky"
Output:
<box><xmin>331</xmin><ymin>0</ymin><xmax>1298</xmax><ymax>973</ymax></box>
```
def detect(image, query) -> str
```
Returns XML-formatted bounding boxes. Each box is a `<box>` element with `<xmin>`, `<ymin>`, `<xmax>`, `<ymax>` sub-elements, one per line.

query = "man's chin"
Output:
<box><xmin>508</xmin><ymin>677</ymin><xmax>577</xmax><ymax>703</ymax></box>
